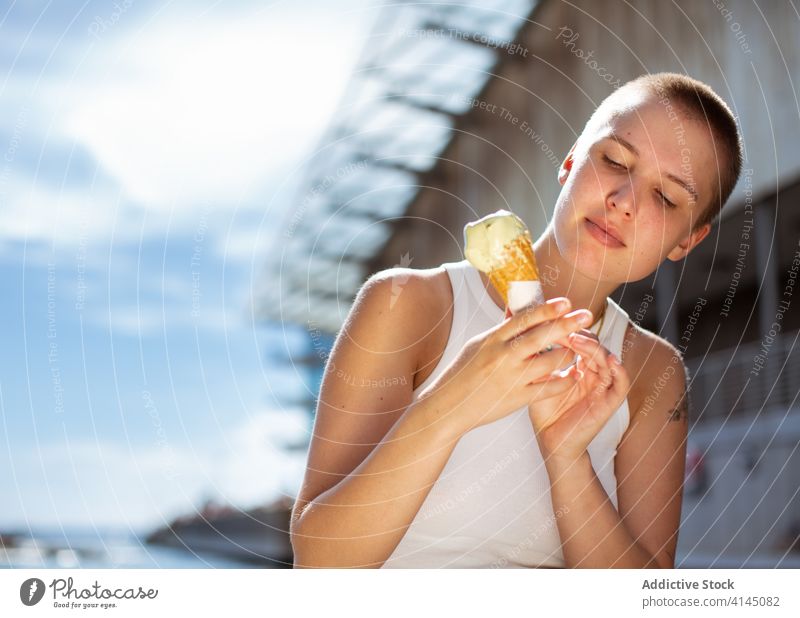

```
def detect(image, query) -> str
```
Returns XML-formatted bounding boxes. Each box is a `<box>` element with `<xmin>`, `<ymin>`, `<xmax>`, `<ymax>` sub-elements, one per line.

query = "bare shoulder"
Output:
<box><xmin>622</xmin><ymin>321</ymin><xmax>689</xmax><ymax>423</ymax></box>
<box><xmin>355</xmin><ymin>265</ymin><xmax>454</xmax><ymax>389</ymax></box>
<box><xmin>355</xmin><ymin>265</ymin><xmax>451</xmax><ymax>338</ymax></box>
<box><xmin>362</xmin><ymin>265</ymin><xmax>451</xmax><ymax>315</ymax></box>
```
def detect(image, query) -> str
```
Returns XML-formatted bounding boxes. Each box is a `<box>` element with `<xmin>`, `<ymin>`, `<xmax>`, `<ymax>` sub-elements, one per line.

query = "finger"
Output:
<box><xmin>591</xmin><ymin>360</ymin><xmax>629</xmax><ymax>420</ymax></box>
<box><xmin>523</xmin><ymin>347</ymin><xmax>578</xmax><ymax>382</ymax></box>
<box><xmin>576</xmin><ymin>351</ymin><xmax>600</xmax><ymax>375</ymax></box>
<box><xmin>578</xmin><ymin>328</ymin><xmax>599</xmax><ymax>341</ymax></box>
<box><xmin>526</xmin><ymin>371</ymin><xmax>580</xmax><ymax>401</ymax></box>
<box><xmin>510</xmin><ymin>309</ymin><xmax>593</xmax><ymax>358</ymax></box>
<box><xmin>566</xmin><ymin>333</ymin><xmax>608</xmax><ymax>372</ymax></box>
<box><xmin>561</xmin><ymin>363</ymin><xmax>587</xmax><ymax>406</ymax></box>
<box><xmin>586</xmin><ymin>350</ymin><xmax>621</xmax><ymax>406</ymax></box>
<box><xmin>567</xmin><ymin>332</ymin><xmax>606</xmax><ymax>357</ymax></box>
<box><xmin>608</xmin><ymin>357</ymin><xmax>631</xmax><ymax>398</ymax></box>
<box><xmin>578</xmin><ymin>362</ymin><xmax>600</xmax><ymax>397</ymax></box>
<box><xmin>571</xmin><ymin>347</ymin><xmax>599</xmax><ymax>375</ymax></box>
<box><xmin>565</xmin><ymin>359</ymin><xmax>582</xmax><ymax>379</ymax></box>
<box><xmin>575</xmin><ymin>352</ymin><xmax>588</xmax><ymax>376</ymax></box>
<box><xmin>554</xmin><ymin>328</ymin><xmax>598</xmax><ymax>355</ymax></box>
<box><xmin>595</xmin><ymin>351</ymin><xmax>614</xmax><ymax>395</ymax></box>
<box><xmin>496</xmin><ymin>296</ymin><xmax>574</xmax><ymax>341</ymax></box>
<box><xmin>577</xmin><ymin>352</ymin><xmax>606</xmax><ymax>395</ymax></box>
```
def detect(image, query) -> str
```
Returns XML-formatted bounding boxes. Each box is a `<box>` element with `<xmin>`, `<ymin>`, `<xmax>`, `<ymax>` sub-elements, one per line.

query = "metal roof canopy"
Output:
<box><xmin>258</xmin><ymin>0</ymin><xmax>538</xmax><ymax>334</ymax></box>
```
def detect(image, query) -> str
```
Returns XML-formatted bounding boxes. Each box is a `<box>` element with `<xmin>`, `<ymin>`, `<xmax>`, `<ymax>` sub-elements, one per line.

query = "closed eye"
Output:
<box><xmin>656</xmin><ymin>190</ymin><xmax>677</xmax><ymax>209</ymax></box>
<box><xmin>603</xmin><ymin>152</ymin><xmax>678</xmax><ymax>209</ymax></box>
<box><xmin>602</xmin><ymin>154</ymin><xmax>627</xmax><ymax>170</ymax></box>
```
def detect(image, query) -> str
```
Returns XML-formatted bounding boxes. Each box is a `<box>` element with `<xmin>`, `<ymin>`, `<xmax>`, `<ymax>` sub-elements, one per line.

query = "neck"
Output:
<box><xmin>533</xmin><ymin>225</ymin><xmax>617</xmax><ymax>327</ymax></box>
<box><xmin>481</xmin><ymin>223</ymin><xmax>617</xmax><ymax>328</ymax></box>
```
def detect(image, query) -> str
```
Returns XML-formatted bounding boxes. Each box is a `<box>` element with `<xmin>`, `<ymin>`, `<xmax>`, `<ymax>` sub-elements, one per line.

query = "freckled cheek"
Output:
<box><xmin>625</xmin><ymin>235</ymin><xmax>672</xmax><ymax>271</ymax></box>
<box><xmin>628</xmin><ymin>211</ymin><xmax>669</xmax><ymax>242</ymax></box>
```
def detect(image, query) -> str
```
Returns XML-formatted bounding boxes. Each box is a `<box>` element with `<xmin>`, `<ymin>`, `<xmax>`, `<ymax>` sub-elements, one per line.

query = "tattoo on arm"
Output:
<box><xmin>668</xmin><ymin>388</ymin><xmax>689</xmax><ymax>423</ymax></box>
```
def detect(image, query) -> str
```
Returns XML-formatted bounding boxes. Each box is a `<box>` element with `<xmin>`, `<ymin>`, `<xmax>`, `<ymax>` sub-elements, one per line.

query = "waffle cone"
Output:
<box><xmin>486</xmin><ymin>232</ymin><xmax>541</xmax><ymax>305</ymax></box>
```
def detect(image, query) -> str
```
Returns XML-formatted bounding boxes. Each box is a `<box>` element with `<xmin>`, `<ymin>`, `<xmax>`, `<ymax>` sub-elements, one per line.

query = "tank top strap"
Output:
<box><xmin>598</xmin><ymin>297</ymin><xmax>631</xmax><ymax>359</ymax></box>
<box><xmin>445</xmin><ymin>259</ymin><xmax>506</xmax><ymax>321</ymax></box>
<box><xmin>408</xmin><ymin>261</ymin><xmax>470</xmax><ymax>399</ymax></box>
<box><xmin>441</xmin><ymin>260</ymin><xmax>471</xmax><ymax>337</ymax></box>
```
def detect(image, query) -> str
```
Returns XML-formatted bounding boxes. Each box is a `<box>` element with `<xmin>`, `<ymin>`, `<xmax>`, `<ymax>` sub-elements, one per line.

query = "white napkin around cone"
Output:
<box><xmin>508</xmin><ymin>280</ymin><xmax>545</xmax><ymax>314</ymax></box>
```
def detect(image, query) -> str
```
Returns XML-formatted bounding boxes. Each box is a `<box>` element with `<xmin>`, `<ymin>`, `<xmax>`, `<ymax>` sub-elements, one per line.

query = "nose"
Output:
<box><xmin>608</xmin><ymin>183</ymin><xmax>635</xmax><ymax>219</ymax></box>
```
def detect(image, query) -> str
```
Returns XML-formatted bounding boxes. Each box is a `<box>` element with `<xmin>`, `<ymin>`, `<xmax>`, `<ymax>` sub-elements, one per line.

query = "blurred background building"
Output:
<box><xmin>262</xmin><ymin>0</ymin><xmax>800</xmax><ymax>567</ymax></box>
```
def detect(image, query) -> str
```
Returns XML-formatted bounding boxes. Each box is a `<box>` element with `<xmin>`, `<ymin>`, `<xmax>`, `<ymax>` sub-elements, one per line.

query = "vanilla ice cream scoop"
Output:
<box><xmin>464</xmin><ymin>209</ymin><xmax>528</xmax><ymax>271</ymax></box>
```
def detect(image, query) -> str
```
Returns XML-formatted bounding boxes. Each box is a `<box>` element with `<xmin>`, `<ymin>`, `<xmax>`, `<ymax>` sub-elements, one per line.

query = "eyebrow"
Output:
<box><xmin>606</xmin><ymin>134</ymin><xmax>700</xmax><ymax>204</ymax></box>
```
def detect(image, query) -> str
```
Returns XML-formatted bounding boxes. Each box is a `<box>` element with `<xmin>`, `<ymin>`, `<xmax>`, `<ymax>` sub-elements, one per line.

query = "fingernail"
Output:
<box><xmin>566</xmin><ymin>309</ymin><xmax>590</xmax><ymax>323</ymax></box>
<box><xmin>611</xmin><ymin>354</ymin><xmax>621</xmax><ymax>365</ymax></box>
<box><xmin>578</xmin><ymin>312</ymin><xmax>592</xmax><ymax>326</ymax></box>
<box><xmin>550</xmin><ymin>297</ymin><xmax>570</xmax><ymax>311</ymax></box>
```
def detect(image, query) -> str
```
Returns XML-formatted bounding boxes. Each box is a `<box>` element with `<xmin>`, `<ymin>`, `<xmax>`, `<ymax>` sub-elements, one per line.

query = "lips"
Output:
<box><xmin>585</xmin><ymin>217</ymin><xmax>625</xmax><ymax>247</ymax></box>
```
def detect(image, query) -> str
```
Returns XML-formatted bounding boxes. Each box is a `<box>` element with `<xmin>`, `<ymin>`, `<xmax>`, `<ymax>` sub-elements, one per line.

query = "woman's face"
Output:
<box><xmin>552</xmin><ymin>92</ymin><xmax>716</xmax><ymax>283</ymax></box>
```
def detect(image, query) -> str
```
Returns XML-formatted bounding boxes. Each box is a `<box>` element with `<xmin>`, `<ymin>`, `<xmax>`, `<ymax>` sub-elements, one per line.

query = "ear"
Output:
<box><xmin>558</xmin><ymin>143</ymin><xmax>577</xmax><ymax>186</ymax></box>
<box><xmin>667</xmin><ymin>223</ymin><xmax>711</xmax><ymax>261</ymax></box>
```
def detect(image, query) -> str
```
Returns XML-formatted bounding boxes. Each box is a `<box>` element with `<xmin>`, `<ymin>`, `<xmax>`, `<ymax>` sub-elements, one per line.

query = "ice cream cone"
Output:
<box><xmin>464</xmin><ymin>210</ymin><xmax>543</xmax><ymax>313</ymax></box>
<box><xmin>485</xmin><ymin>231</ymin><xmax>541</xmax><ymax>306</ymax></box>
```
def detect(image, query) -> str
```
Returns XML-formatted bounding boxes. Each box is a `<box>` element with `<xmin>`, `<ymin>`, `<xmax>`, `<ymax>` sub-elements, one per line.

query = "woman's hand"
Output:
<box><xmin>417</xmin><ymin>297</ymin><xmax>593</xmax><ymax>435</ymax></box>
<box><xmin>527</xmin><ymin>332</ymin><xmax>631</xmax><ymax>464</ymax></box>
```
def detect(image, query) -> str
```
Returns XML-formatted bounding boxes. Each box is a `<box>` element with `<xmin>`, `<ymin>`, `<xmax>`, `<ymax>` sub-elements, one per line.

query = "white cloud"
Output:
<box><xmin>214</xmin><ymin>226</ymin><xmax>272</xmax><ymax>265</ymax></box>
<box><xmin>205</xmin><ymin>408</ymin><xmax>310</xmax><ymax>509</ymax></box>
<box><xmin>0</xmin><ymin>180</ymin><xmax>120</xmax><ymax>246</ymax></box>
<box><xmin>63</xmin><ymin>11</ymin><xmax>369</xmax><ymax>209</ymax></box>
<box><xmin>231</xmin><ymin>407</ymin><xmax>310</xmax><ymax>450</ymax></box>
<box><xmin>0</xmin><ymin>2</ymin><xmax>375</xmax><ymax>264</ymax></box>
<box><xmin>100</xmin><ymin>305</ymin><xmax>169</xmax><ymax>337</ymax></box>
<box><xmin>89</xmin><ymin>302</ymin><xmax>240</xmax><ymax>337</ymax></box>
<box><xmin>0</xmin><ymin>172</ymin><xmax>177</xmax><ymax>251</ymax></box>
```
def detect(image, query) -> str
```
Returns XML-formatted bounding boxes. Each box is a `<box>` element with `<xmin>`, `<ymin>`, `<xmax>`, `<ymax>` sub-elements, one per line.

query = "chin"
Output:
<box><xmin>571</xmin><ymin>238</ymin><xmax>633</xmax><ymax>282</ymax></box>
<box><xmin>575</xmin><ymin>256</ymin><xmax>616</xmax><ymax>282</ymax></box>
<box><xmin>559</xmin><ymin>236</ymin><xmax>602</xmax><ymax>279</ymax></box>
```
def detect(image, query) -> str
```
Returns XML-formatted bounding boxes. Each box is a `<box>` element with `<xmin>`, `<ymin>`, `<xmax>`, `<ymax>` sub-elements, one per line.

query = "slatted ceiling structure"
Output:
<box><xmin>257</xmin><ymin>0</ymin><xmax>539</xmax><ymax>334</ymax></box>
<box><xmin>339</xmin><ymin>168</ymin><xmax>419</xmax><ymax>219</ymax></box>
<box><xmin>358</xmin><ymin>105</ymin><xmax>454</xmax><ymax>172</ymax></box>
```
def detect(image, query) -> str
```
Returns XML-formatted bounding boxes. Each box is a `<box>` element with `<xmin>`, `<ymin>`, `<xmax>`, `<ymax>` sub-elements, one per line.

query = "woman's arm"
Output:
<box><xmin>290</xmin><ymin>269</ymin><xmax>587</xmax><ymax>568</ymax></box>
<box><xmin>291</xmin><ymin>383</ymin><xmax>464</xmax><ymax>568</ymax></box>
<box><xmin>542</xmin><ymin>335</ymin><xmax>688</xmax><ymax>568</ymax></box>
<box><xmin>290</xmin><ymin>269</ymin><xmax>455</xmax><ymax>568</ymax></box>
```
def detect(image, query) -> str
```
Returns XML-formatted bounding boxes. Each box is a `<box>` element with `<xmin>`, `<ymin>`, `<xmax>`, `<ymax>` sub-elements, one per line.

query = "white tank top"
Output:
<box><xmin>382</xmin><ymin>259</ymin><xmax>632</xmax><ymax>568</ymax></box>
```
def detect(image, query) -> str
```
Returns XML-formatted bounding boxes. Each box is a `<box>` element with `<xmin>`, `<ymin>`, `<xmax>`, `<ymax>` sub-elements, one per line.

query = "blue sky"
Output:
<box><xmin>0</xmin><ymin>0</ymin><xmax>375</xmax><ymax>531</ymax></box>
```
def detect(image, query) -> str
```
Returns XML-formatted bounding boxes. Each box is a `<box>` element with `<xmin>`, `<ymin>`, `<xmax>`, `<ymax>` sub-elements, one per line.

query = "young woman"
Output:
<box><xmin>290</xmin><ymin>73</ymin><xmax>743</xmax><ymax>568</ymax></box>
